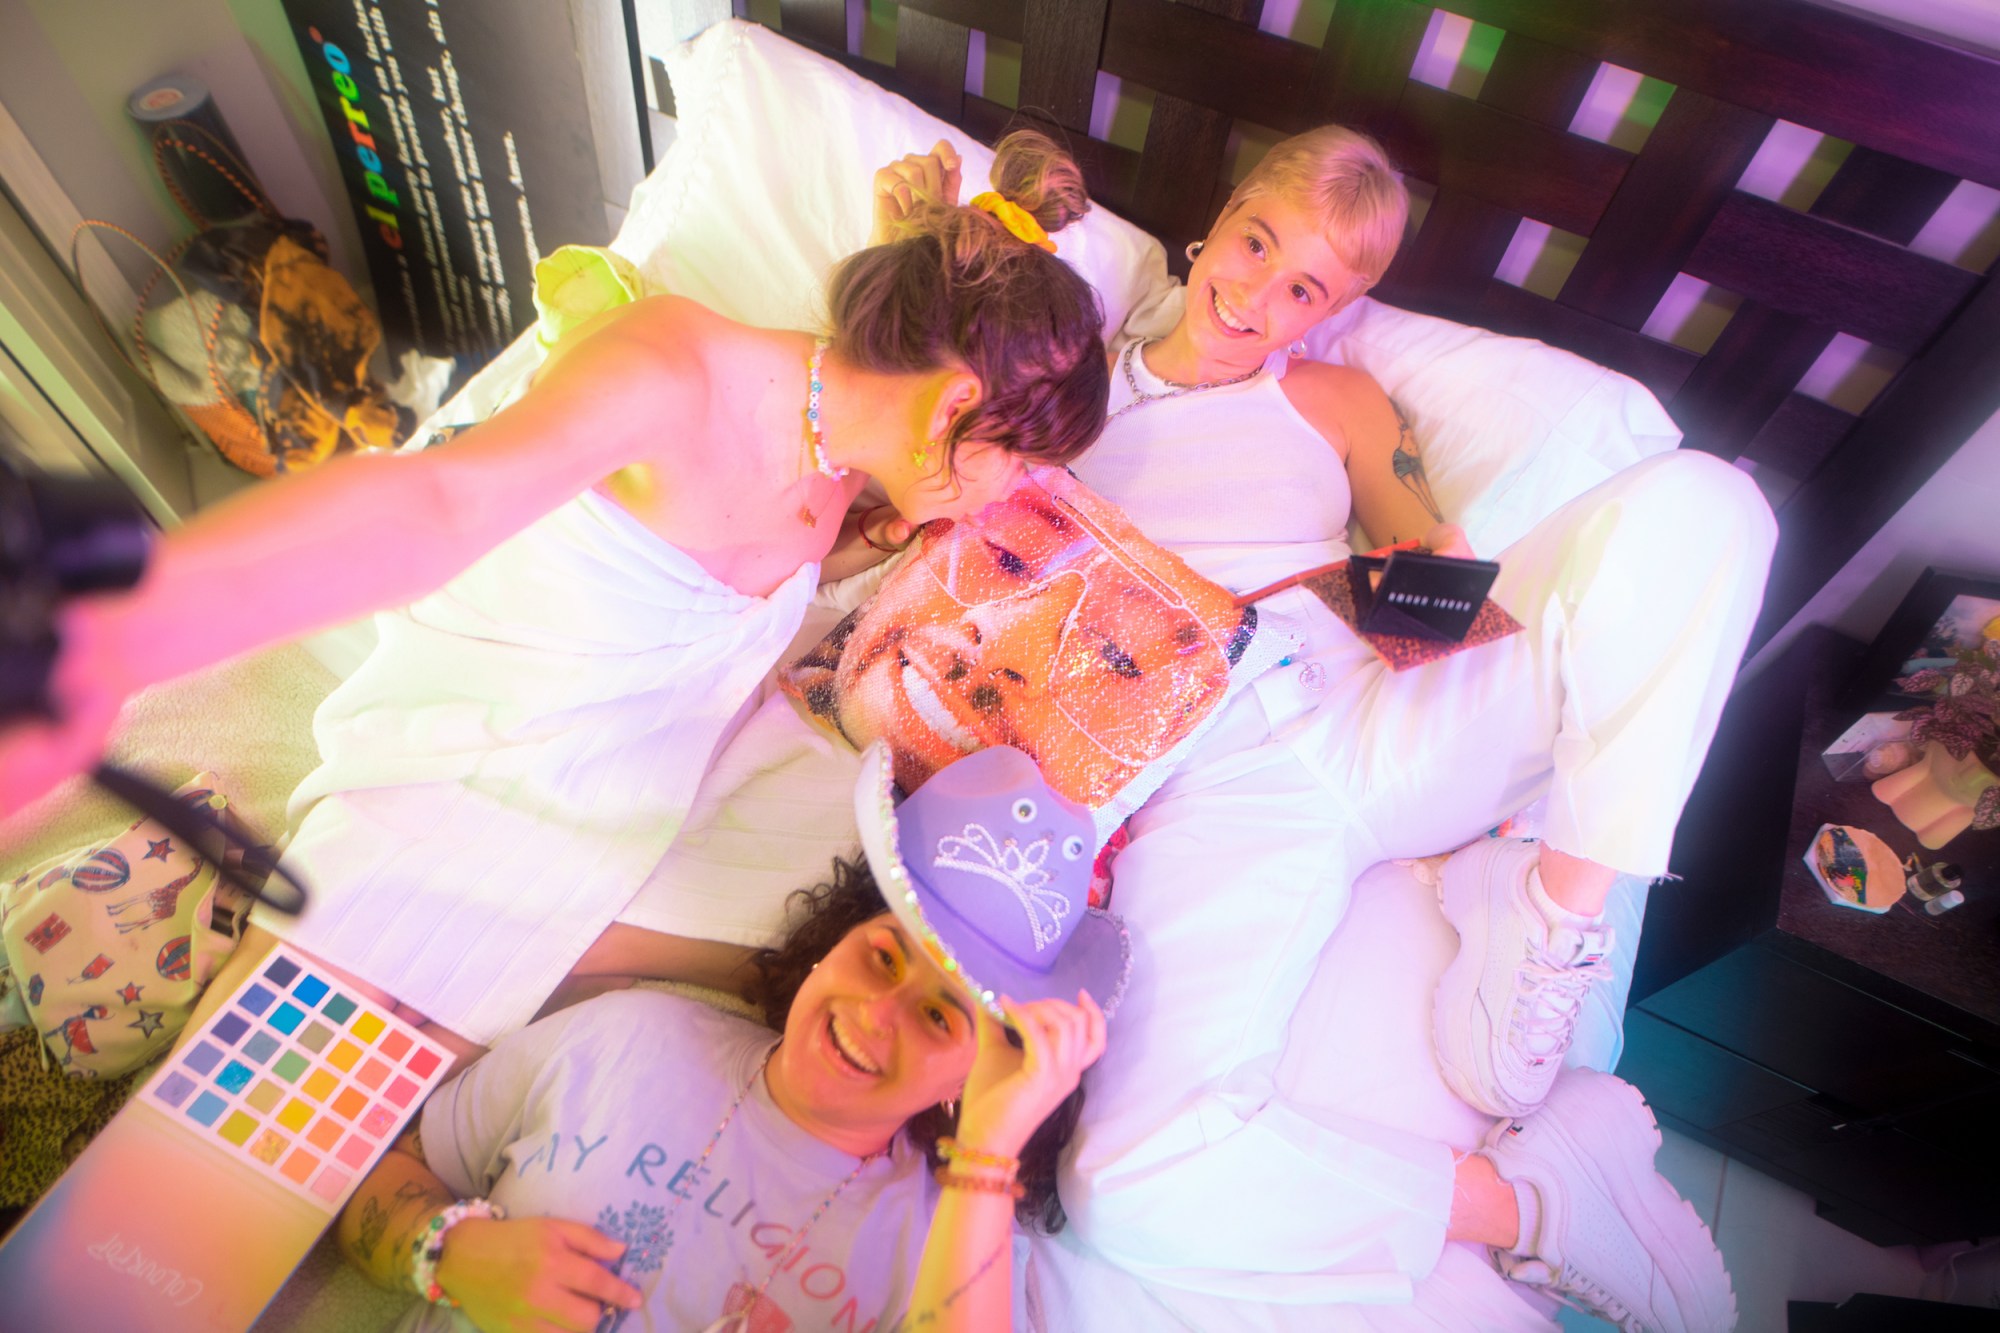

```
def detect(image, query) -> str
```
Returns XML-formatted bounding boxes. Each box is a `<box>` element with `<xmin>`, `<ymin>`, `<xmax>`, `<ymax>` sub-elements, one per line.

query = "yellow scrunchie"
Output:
<box><xmin>970</xmin><ymin>192</ymin><xmax>1058</xmax><ymax>254</ymax></box>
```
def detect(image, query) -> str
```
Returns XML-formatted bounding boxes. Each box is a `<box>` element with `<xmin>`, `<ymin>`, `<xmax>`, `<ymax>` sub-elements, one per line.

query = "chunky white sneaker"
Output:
<box><xmin>1434</xmin><ymin>837</ymin><xmax>1613</xmax><ymax>1117</ymax></box>
<box><xmin>1482</xmin><ymin>1068</ymin><xmax>1736</xmax><ymax>1333</ymax></box>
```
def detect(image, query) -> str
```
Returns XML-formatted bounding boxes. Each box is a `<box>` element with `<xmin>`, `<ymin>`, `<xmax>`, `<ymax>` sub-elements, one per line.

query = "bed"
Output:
<box><xmin>4</xmin><ymin>2</ymin><xmax>1997</xmax><ymax>1329</ymax></box>
<box><xmin>719</xmin><ymin>0</ymin><xmax>2000</xmax><ymax>656</ymax></box>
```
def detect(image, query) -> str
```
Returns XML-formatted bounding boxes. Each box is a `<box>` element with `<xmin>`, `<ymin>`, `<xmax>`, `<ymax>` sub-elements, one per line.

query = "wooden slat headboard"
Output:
<box><xmin>742</xmin><ymin>0</ymin><xmax>2000</xmax><ymax>650</ymax></box>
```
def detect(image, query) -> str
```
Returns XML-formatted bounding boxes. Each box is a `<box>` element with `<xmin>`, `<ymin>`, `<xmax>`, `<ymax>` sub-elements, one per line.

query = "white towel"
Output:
<box><xmin>264</xmin><ymin>490</ymin><xmax>817</xmax><ymax>1044</ymax></box>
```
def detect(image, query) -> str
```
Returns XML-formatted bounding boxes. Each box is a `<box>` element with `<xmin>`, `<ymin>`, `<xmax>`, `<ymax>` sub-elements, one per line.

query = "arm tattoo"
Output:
<box><xmin>355</xmin><ymin>1198</ymin><xmax>392</xmax><ymax>1261</ymax></box>
<box><xmin>1390</xmin><ymin>406</ymin><xmax>1443</xmax><ymax>524</ymax></box>
<box><xmin>893</xmin><ymin>1243</ymin><xmax>1010</xmax><ymax>1329</ymax></box>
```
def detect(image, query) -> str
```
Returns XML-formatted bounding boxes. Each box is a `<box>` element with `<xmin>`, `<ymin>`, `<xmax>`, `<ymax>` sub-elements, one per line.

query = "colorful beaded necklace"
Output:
<box><xmin>797</xmin><ymin>337</ymin><xmax>849</xmax><ymax>527</ymax></box>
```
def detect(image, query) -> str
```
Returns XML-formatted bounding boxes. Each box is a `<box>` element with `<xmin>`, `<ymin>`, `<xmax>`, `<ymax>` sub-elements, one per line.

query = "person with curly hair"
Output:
<box><xmin>333</xmin><ymin>744</ymin><xmax>1125</xmax><ymax>1332</ymax></box>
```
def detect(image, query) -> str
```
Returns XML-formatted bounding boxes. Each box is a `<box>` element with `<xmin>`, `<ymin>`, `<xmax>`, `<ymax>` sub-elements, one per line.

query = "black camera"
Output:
<box><xmin>0</xmin><ymin>452</ymin><xmax>306</xmax><ymax>914</ymax></box>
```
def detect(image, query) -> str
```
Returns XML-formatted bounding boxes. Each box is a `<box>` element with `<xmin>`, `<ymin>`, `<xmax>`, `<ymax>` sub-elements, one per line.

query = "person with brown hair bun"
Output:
<box><xmin>0</xmin><ymin>132</ymin><xmax>1109</xmax><ymax>1064</ymax></box>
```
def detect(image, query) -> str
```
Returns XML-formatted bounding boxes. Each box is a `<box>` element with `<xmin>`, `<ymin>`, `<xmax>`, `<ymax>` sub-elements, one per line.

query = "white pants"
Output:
<box><xmin>1061</xmin><ymin>452</ymin><xmax>1777</xmax><ymax>1304</ymax></box>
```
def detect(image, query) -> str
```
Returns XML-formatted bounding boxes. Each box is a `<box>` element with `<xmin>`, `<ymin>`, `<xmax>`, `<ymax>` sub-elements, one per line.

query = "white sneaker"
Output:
<box><xmin>1482</xmin><ymin>1068</ymin><xmax>1736</xmax><ymax>1333</ymax></box>
<box><xmin>1434</xmin><ymin>837</ymin><xmax>1612</xmax><ymax>1117</ymax></box>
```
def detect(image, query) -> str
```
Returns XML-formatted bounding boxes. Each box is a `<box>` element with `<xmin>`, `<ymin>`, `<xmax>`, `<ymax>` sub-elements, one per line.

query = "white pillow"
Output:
<box><xmin>625</xmin><ymin>20</ymin><xmax>1176</xmax><ymax>342</ymax></box>
<box><xmin>1303</xmin><ymin>296</ymin><xmax>1683</xmax><ymax>556</ymax></box>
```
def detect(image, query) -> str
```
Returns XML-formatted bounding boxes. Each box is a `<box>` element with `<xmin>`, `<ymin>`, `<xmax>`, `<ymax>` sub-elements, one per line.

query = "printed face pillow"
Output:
<box><xmin>782</xmin><ymin>468</ymin><xmax>1256</xmax><ymax>810</ymax></box>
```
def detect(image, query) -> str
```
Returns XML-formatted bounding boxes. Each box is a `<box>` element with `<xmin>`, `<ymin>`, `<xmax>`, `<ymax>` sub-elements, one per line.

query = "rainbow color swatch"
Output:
<box><xmin>145</xmin><ymin>944</ymin><xmax>451</xmax><ymax>1213</ymax></box>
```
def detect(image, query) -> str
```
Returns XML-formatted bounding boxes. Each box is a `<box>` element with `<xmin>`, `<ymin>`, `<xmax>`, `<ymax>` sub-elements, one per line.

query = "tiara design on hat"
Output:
<box><xmin>933</xmin><ymin>824</ymin><xmax>1070</xmax><ymax>953</ymax></box>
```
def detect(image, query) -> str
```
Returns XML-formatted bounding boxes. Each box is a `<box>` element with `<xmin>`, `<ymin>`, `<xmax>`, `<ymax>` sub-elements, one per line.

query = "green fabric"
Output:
<box><xmin>532</xmin><ymin>245</ymin><xmax>652</xmax><ymax>348</ymax></box>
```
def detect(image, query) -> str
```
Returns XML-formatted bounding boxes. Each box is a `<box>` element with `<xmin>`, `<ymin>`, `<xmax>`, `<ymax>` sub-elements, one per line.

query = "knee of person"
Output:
<box><xmin>1628</xmin><ymin>451</ymin><xmax>1776</xmax><ymax>560</ymax></box>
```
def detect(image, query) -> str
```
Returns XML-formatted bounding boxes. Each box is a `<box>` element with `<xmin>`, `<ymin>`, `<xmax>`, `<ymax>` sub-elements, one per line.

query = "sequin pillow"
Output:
<box><xmin>781</xmin><ymin>468</ymin><xmax>1279</xmax><ymax>838</ymax></box>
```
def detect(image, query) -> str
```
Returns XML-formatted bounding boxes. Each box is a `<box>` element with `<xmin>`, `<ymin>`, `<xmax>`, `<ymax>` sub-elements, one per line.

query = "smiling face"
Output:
<box><xmin>782</xmin><ymin>468</ymin><xmax>1252</xmax><ymax>807</ymax></box>
<box><xmin>1184</xmin><ymin>192</ymin><xmax>1368</xmax><ymax>373</ymax></box>
<box><xmin>768</xmin><ymin>914</ymin><xmax>977</xmax><ymax>1153</ymax></box>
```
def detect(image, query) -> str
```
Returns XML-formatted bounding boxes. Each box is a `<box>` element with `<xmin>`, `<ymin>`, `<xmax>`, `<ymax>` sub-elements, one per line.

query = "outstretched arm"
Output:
<box><xmin>0</xmin><ymin>307</ymin><xmax>694</xmax><ymax>816</ymax></box>
<box><xmin>905</xmin><ymin>993</ymin><xmax>1105</xmax><ymax>1332</ymax></box>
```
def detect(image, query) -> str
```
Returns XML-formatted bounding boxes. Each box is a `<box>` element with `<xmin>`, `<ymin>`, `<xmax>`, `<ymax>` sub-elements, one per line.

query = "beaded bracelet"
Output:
<box><xmin>409</xmin><ymin>1198</ymin><xmax>507</xmax><ymax>1305</ymax></box>
<box><xmin>935</xmin><ymin>1167</ymin><xmax>1026</xmax><ymax>1199</ymax></box>
<box><xmin>937</xmin><ymin>1137</ymin><xmax>1019</xmax><ymax>1174</ymax></box>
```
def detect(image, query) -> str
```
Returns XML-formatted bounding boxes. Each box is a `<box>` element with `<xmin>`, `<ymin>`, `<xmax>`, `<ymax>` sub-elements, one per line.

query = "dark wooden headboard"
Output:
<box><xmin>738</xmin><ymin>0</ymin><xmax>2000</xmax><ymax>651</ymax></box>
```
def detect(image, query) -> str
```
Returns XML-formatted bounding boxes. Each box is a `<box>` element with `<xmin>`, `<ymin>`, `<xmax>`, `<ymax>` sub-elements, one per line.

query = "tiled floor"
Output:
<box><xmin>1555</xmin><ymin>1128</ymin><xmax>1999</xmax><ymax>1332</ymax></box>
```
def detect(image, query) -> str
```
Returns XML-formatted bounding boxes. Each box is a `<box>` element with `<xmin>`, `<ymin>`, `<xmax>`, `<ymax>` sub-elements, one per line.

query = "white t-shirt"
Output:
<box><xmin>394</xmin><ymin>990</ymin><xmax>937</xmax><ymax>1333</ymax></box>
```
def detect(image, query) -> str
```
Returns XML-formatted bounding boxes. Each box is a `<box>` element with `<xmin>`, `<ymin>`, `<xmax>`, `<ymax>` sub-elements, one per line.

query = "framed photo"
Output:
<box><xmin>1843</xmin><ymin>567</ymin><xmax>2000</xmax><ymax>712</ymax></box>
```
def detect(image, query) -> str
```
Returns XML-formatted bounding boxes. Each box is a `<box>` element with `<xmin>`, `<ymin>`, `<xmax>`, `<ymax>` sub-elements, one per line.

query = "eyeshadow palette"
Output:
<box><xmin>144</xmin><ymin>943</ymin><xmax>452</xmax><ymax>1213</ymax></box>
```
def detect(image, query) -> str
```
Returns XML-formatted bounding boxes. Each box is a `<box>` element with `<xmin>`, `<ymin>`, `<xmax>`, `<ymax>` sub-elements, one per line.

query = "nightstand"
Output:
<box><xmin>1623</xmin><ymin>625</ymin><xmax>2000</xmax><ymax>1246</ymax></box>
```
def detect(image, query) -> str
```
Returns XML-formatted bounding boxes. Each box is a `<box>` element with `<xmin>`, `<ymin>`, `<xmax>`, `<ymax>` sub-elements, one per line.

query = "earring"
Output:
<box><xmin>1185</xmin><ymin>239</ymin><xmax>1205</xmax><ymax>262</ymax></box>
<box><xmin>913</xmin><ymin>439</ymin><xmax>937</xmax><ymax>469</ymax></box>
<box><xmin>1289</xmin><ymin>339</ymin><xmax>1307</xmax><ymax>359</ymax></box>
<box><xmin>941</xmin><ymin>1097</ymin><xmax>959</xmax><ymax>1119</ymax></box>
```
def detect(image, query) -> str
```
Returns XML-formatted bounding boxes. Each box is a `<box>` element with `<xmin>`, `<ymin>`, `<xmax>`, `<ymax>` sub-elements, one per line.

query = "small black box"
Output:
<box><xmin>1346</xmin><ymin>550</ymin><xmax>1500</xmax><ymax>642</ymax></box>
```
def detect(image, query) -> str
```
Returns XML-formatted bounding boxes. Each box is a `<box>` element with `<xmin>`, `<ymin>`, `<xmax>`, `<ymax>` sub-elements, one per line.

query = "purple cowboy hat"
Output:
<box><xmin>854</xmin><ymin>742</ymin><xmax>1130</xmax><ymax>1023</ymax></box>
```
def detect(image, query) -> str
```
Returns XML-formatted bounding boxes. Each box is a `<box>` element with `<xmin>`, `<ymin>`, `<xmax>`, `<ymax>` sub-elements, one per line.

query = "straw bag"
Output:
<box><xmin>72</xmin><ymin>123</ymin><xmax>408</xmax><ymax>476</ymax></box>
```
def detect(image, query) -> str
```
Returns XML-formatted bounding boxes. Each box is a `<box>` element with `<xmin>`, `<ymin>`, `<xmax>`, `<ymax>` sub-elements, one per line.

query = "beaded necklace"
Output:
<box><xmin>643</xmin><ymin>1042</ymin><xmax>881</xmax><ymax>1331</ymax></box>
<box><xmin>797</xmin><ymin>337</ymin><xmax>848</xmax><ymax>528</ymax></box>
<box><xmin>1106</xmin><ymin>337</ymin><xmax>1264</xmax><ymax>423</ymax></box>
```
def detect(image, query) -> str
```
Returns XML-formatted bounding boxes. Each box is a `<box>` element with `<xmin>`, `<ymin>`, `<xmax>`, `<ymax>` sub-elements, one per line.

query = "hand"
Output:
<box><xmin>820</xmin><ymin>505</ymin><xmax>922</xmax><ymax>584</ymax></box>
<box><xmin>870</xmin><ymin>140</ymin><xmax>965</xmax><ymax>245</ymax></box>
<box><xmin>1423</xmin><ymin>523</ymin><xmax>1476</xmax><ymax>559</ymax></box>
<box><xmin>434</xmin><ymin>1216</ymin><xmax>643</xmax><ymax>1333</ymax></box>
<box><xmin>954</xmin><ymin>992</ymin><xmax>1107</xmax><ymax>1159</ymax></box>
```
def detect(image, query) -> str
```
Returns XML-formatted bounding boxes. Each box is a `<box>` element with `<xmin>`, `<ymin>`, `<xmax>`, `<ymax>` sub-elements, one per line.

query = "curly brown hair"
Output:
<box><xmin>745</xmin><ymin>855</ymin><xmax>1084</xmax><ymax>1235</ymax></box>
<box><xmin>826</xmin><ymin>130</ymin><xmax>1108</xmax><ymax>478</ymax></box>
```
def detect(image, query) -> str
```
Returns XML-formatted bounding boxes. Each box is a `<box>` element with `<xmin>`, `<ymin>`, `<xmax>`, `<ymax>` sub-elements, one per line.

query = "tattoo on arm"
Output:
<box><xmin>1390</xmin><ymin>406</ymin><xmax>1442</xmax><ymax>524</ymax></box>
<box><xmin>894</xmin><ymin>1243</ymin><xmax>1010</xmax><ymax>1329</ymax></box>
<box><xmin>355</xmin><ymin>1198</ymin><xmax>391</xmax><ymax>1261</ymax></box>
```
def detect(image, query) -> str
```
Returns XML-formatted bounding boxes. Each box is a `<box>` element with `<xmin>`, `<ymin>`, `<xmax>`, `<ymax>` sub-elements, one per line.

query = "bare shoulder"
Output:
<box><xmin>1278</xmin><ymin>360</ymin><xmax>1398</xmax><ymax>457</ymax></box>
<box><xmin>536</xmin><ymin>294</ymin><xmax>731</xmax><ymax>394</ymax></box>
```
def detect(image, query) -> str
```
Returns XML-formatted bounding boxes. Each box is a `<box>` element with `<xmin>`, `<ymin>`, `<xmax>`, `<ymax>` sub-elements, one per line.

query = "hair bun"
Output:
<box><xmin>989</xmin><ymin>130</ymin><xmax>1090</xmax><ymax>235</ymax></box>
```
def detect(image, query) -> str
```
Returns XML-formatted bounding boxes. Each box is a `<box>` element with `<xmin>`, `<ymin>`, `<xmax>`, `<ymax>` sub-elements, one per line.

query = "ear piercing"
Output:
<box><xmin>1185</xmin><ymin>239</ymin><xmax>1205</xmax><ymax>261</ymax></box>
<box><xmin>1290</xmin><ymin>340</ymin><xmax>1308</xmax><ymax>359</ymax></box>
<box><xmin>913</xmin><ymin>439</ymin><xmax>938</xmax><ymax>469</ymax></box>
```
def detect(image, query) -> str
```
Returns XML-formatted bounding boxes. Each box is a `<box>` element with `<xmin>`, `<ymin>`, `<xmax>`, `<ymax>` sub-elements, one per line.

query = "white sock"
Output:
<box><xmin>1526</xmin><ymin>862</ymin><xmax>1605</xmax><ymax>930</ymax></box>
<box><xmin>1510</xmin><ymin>1174</ymin><xmax>1545</xmax><ymax>1256</ymax></box>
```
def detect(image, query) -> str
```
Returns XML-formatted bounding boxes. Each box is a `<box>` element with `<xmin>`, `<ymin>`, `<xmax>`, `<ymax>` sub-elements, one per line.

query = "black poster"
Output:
<box><xmin>282</xmin><ymin>0</ymin><xmax>612</xmax><ymax>363</ymax></box>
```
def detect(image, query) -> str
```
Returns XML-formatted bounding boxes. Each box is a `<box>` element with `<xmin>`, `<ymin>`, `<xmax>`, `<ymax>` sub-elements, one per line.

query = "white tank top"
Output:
<box><xmin>1071</xmin><ymin>337</ymin><xmax>1354</xmax><ymax>595</ymax></box>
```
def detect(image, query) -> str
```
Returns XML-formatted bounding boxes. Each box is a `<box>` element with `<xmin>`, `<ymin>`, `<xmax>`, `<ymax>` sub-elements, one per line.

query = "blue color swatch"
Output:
<box><xmin>187</xmin><ymin>1091</ymin><xmax>227</xmax><ymax>1126</ymax></box>
<box><xmin>239</xmin><ymin>982</ymin><xmax>275</xmax><ymax>1015</ymax></box>
<box><xmin>216</xmin><ymin>1061</ymin><xmax>253</xmax><ymax>1094</ymax></box>
<box><xmin>269</xmin><ymin>1002</ymin><xmax>304</xmax><ymax>1034</ymax></box>
<box><xmin>292</xmin><ymin>974</ymin><xmax>330</xmax><ymax>1007</ymax></box>
<box><xmin>155</xmin><ymin>1071</ymin><xmax>196</xmax><ymax>1108</ymax></box>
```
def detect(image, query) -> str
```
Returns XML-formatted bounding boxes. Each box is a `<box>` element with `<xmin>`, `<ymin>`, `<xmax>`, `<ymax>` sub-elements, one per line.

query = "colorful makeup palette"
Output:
<box><xmin>144</xmin><ymin>943</ymin><xmax>452</xmax><ymax>1213</ymax></box>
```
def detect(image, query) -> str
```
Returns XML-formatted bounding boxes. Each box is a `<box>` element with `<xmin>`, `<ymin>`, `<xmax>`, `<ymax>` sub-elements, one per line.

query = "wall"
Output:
<box><xmin>0</xmin><ymin>0</ymin><xmax>363</xmax><ymax>293</ymax></box>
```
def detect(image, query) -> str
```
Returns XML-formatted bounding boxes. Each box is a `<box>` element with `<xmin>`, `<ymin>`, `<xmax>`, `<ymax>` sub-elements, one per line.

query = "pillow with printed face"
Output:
<box><xmin>781</xmin><ymin>468</ymin><xmax>1257</xmax><ymax>818</ymax></box>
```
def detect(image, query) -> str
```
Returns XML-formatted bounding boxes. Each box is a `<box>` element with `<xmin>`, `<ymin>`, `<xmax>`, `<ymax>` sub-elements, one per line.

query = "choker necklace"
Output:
<box><xmin>632</xmin><ymin>1042</ymin><xmax>880</xmax><ymax>1329</ymax></box>
<box><xmin>1108</xmin><ymin>338</ymin><xmax>1264</xmax><ymax>423</ymax></box>
<box><xmin>798</xmin><ymin>337</ymin><xmax>848</xmax><ymax>527</ymax></box>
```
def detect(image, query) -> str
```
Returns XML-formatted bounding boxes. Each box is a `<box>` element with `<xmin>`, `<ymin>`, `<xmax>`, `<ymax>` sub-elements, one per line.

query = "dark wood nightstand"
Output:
<box><xmin>1623</xmin><ymin>625</ymin><xmax>2000</xmax><ymax>1246</ymax></box>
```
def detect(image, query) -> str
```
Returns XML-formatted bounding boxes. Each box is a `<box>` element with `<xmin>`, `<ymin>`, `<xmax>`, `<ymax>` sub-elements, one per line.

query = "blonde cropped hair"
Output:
<box><xmin>1228</xmin><ymin>125</ymin><xmax>1409</xmax><ymax>299</ymax></box>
